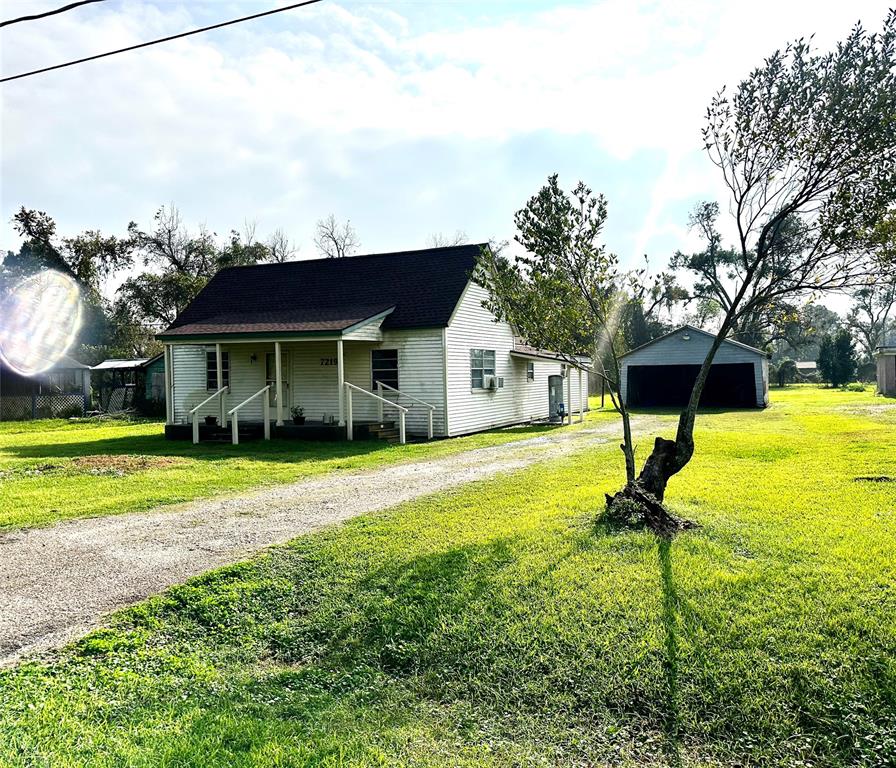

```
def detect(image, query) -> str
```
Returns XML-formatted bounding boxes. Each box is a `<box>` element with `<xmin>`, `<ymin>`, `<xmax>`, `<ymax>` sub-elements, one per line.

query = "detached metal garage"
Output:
<box><xmin>620</xmin><ymin>325</ymin><xmax>769</xmax><ymax>408</ymax></box>
<box><xmin>877</xmin><ymin>342</ymin><xmax>896</xmax><ymax>396</ymax></box>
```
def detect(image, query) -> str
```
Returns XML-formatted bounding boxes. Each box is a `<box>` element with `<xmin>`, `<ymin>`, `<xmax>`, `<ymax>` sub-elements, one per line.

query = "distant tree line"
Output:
<box><xmin>0</xmin><ymin>208</ymin><xmax>373</xmax><ymax>364</ymax></box>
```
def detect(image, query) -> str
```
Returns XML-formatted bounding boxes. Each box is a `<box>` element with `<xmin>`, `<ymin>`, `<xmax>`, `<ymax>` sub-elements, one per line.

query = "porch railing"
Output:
<box><xmin>376</xmin><ymin>382</ymin><xmax>435</xmax><ymax>440</ymax></box>
<box><xmin>189</xmin><ymin>386</ymin><xmax>228</xmax><ymax>444</ymax></box>
<box><xmin>227</xmin><ymin>385</ymin><xmax>271</xmax><ymax>445</ymax></box>
<box><xmin>344</xmin><ymin>382</ymin><xmax>408</xmax><ymax>444</ymax></box>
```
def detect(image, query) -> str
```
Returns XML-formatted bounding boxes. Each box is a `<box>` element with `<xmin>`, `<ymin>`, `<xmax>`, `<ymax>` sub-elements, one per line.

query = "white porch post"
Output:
<box><xmin>578</xmin><ymin>368</ymin><xmax>584</xmax><ymax>423</ymax></box>
<box><xmin>337</xmin><ymin>338</ymin><xmax>345</xmax><ymax>426</ymax></box>
<box><xmin>216</xmin><ymin>343</ymin><xmax>225</xmax><ymax>426</ymax></box>
<box><xmin>566</xmin><ymin>368</ymin><xmax>573</xmax><ymax>425</ymax></box>
<box><xmin>275</xmin><ymin>341</ymin><xmax>283</xmax><ymax>426</ymax></box>
<box><xmin>164</xmin><ymin>344</ymin><xmax>174</xmax><ymax>424</ymax></box>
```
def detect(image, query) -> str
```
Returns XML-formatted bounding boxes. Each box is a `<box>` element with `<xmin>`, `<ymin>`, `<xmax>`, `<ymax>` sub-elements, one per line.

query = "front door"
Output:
<box><xmin>548</xmin><ymin>374</ymin><xmax>564</xmax><ymax>422</ymax></box>
<box><xmin>265</xmin><ymin>352</ymin><xmax>289</xmax><ymax>409</ymax></box>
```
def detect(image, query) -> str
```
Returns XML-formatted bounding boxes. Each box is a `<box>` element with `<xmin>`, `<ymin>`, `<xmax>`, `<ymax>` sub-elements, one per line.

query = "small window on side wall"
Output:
<box><xmin>372</xmin><ymin>349</ymin><xmax>399</xmax><ymax>390</ymax></box>
<box><xmin>526</xmin><ymin>362</ymin><xmax>535</xmax><ymax>381</ymax></box>
<box><xmin>206</xmin><ymin>349</ymin><xmax>230</xmax><ymax>390</ymax></box>
<box><xmin>470</xmin><ymin>349</ymin><xmax>496</xmax><ymax>388</ymax></box>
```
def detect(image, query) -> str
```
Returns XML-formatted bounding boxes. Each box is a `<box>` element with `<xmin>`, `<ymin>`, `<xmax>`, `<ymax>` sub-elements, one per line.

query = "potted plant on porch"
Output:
<box><xmin>291</xmin><ymin>405</ymin><xmax>305</xmax><ymax>425</ymax></box>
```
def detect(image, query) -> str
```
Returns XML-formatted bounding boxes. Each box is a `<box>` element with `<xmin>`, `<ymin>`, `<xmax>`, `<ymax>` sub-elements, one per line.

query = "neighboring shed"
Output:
<box><xmin>0</xmin><ymin>354</ymin><xmax>91</xmax><ymax>420</ymax></box>
<box><xmin>143</xmin><ymin>354</ymin><xmax>165</xmax><ymax>403</ymax></box>
<box><xmin>620</xmin><ymin>325</ymin><xmax>769</xmax><ymax>408</ymax></box>
<box><xmin>877</xmin><ymin>342</ymin><xmax>896</xmax><ymax>396</ymax></box>
<box><xmin>91</xmin><ymin>355</ymin><xmax>165</xmax><ymax>412</ymax></box>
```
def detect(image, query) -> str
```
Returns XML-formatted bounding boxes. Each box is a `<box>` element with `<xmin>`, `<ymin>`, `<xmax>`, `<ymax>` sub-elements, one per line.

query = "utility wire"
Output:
<box><xmin>1</xmin><ymin>0</ymin><xmax>323</xmax><ymax>83</ymax></box>
<box><xmin>0</xmin><ymin>0</ymin><xmax>106</xmax><ymax>28</ymax></box>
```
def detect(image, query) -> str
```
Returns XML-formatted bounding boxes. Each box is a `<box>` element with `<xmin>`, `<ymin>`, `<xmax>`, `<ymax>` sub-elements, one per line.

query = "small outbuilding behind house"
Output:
<box><xmin>620</xmin><ymin>325</ymin><xmax>769</xmax><ymax>409</ymax></box>
<box><xmin>0</xmin><ymin>355</ymin><xmax>91</xmax><ymax>420</ymax></box>
<box><xmin>91</xmin><ymin>355</ymin><xmax>165</xmax><ymax>413</ymax></box>
<box><xmin>877</xmin><ymin>342</ymin><xmax>896</xmax><ymax>396</ymax></box>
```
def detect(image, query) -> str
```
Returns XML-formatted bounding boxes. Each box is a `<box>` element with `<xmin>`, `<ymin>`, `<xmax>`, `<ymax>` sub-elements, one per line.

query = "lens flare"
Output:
<box><xmin>0</xmin><ymin>271</ymin><xmax>82</xmax><ymax>376</ymax></box>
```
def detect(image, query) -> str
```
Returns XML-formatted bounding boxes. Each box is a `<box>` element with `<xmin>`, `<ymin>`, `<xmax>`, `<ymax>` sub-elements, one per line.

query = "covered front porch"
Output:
<box><xmin>160</xmin><ymin>333</ymin><xmax>437</xmax><ymax>445</ymax></box>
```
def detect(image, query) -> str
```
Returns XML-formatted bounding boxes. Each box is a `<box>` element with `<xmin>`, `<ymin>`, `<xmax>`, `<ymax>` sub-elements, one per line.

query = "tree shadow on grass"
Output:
<box><xmin>5</xmin><ymin>422</ymin><xmax>566</xmax><ymax>464</ymax></box>
<box><xmin>658</xmin><ymin>537</ymin><xmax>683</xmax><ymax>768</ymax></box>
<box><xmin>4</xmin><ymin>433</ymin><xmax>391</xmax><ymax>464</ymax></box>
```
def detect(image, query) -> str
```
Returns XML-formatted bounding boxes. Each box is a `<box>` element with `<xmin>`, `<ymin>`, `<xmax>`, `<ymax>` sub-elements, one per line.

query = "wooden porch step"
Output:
<box><xmin>363</xmin><ymin>421</ymin><xmax>401</xmax><ymax>444</ymax></box>
<box><xmin>365</xmin><ymin>421</ymin><xmax>395</xmax><ymax>435</ymax></box>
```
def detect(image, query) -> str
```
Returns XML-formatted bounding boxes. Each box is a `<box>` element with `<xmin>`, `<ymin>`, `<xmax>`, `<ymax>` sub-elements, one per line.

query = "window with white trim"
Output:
<box><xmin>371</xmin><ymin>349</ymin><xmax>399</xmax><ymax>390</ymax></box>
<box><xmin>206</xmin><ymin>349</ymin><xmax>230</xmax><ymax>390</ymax></box>
<box><xmin>470</xmin><ymin>349</ymin><xmax>496</xmax><ymax>389</ymax></box>
<box><xmin>526</xmin><ymin>362</ymin><xmax>535</xmax><ymax>381</ymax></box>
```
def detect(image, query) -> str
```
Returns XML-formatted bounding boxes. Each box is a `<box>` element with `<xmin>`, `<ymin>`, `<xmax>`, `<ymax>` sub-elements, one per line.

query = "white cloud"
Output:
<box><xmin>1</xmin><ymin>0</ymin><xmax>890</xmax><ymax>278</ymax></box>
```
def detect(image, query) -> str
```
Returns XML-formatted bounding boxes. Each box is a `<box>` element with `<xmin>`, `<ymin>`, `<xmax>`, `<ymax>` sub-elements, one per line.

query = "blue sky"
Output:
<box><xmin>0</xmin><ymin>0</ymin><xmax>889</xmax><ymax>297</ymax></box>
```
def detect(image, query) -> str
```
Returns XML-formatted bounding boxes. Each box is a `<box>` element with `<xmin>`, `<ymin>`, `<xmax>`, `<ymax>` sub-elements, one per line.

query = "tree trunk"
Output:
<box><xmin>605</xmin><ymin>324</ymin><xmax>733</xmax><ymax>535</ymax></box>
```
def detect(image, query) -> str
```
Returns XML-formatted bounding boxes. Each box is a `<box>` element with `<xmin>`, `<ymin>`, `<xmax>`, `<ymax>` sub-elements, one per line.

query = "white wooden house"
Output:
<box><xmin>157</xmin><ymin>244</ymin><xmax>588</xmax><ymax>444</ymax></box>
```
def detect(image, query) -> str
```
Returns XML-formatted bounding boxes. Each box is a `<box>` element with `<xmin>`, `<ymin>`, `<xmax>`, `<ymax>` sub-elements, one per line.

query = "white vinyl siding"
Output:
<box><xmin>172</xmin><ymin>345</ymin><xmax>218</xmax><ymax>423</ymax></box>
<box><xmin>167</xmin><ymin>280</ymin><xmax>590</xmax><ymax>439</ymax></box>
<box><xmin>168</xmin><ymin>331</ymin><xmax>448</xmax><ymax>437</ymax></box>
<box><xmin>373</xmin><ymin>329</ymin><xmax>446</xmax><ymax>436</ymax></box>
<box><xmin>444</xmin><ymin>281</ymin><xmax>586</xmax><ymax>436</ymax></box>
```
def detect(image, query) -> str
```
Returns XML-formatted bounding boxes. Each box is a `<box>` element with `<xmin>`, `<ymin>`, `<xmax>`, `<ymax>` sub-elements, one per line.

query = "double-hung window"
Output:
<box><xmin>470</xmin><ymin>349</ymin><xmax>496</xmax><ymax>389</ymax></box>
<box><xmin>526</xmin><ymin>362</ymin><xmax>535</xmax><ymax>381</ymax></box>
<box><xmin>206</xmin><ymin>349</ymin><xmax>230</xmax><ymax>390</ymax></box>
<box><xmin>371</xmin><ymin>349</ymin><xmax>399</xmax><ymax>390</ymax></box>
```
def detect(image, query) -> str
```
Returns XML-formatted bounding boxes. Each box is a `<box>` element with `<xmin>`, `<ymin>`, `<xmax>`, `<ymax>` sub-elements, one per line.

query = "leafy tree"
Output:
<box><xmin>314</xmin><ymin>214</ymin><xmax>360</xmax><ymax>258</ymax></box>
<box><xmin>483</xmin><ymin>13</ymin><xmax>896</xmax><ymax>534</ymax></box>
<box><xmin>846</xmin><ymin>281</ymin><xmax>896</xmax><ymax>361</ymax></box>
<box><xmin>818</xmin><ymin>330</ymin><xmax>857</xmax><ymax>386</ymax></box>
<box><xmin>216</xmin><ymin>226</ymin><xmax>272</xmax><ymax>270</ymax></box>
<box><xmin>621</xmin><ymin>300</ymin><xmax>651</xmax><ymax>350</ymax></box>
<box><xmin>128</xmin><ymin>206</ymin><xmax>218</xmax><ymax>278</ymax></box>
<box><xmin>641</xmin><ymin>13</ymin><xmax>896</xmax><ymax>517</ymax></box>
<box><xmin>769</xmin><ymin>303</ymin><xmax>842</xmax><ymax>363</ymax></box>
<box><xmin>3</xmin><ymin>208</ymin><xmax>135</xmax><ymax>355</ymax></box>
<box><xmin>9</xmin><ymin>207</ymin><xmax>134</xmax><ymax>293</ymax></box>
<box><xmin>774</xmin><ymin>358</ymin><xmax>798</xmax><ymax>387</ymax></box>
<box><xmin>478</xmin><ymin>174</ymin><xmax>682</xmax><ymax>527</ymax></box>
<box><xmin>118</xmin><ymin>206</ymin><xmax>275</xmax><ymax>331</ymax></box>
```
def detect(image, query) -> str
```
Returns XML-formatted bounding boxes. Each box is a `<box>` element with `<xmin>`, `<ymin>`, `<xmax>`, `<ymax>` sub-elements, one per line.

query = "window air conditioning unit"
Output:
<box><xmin>485</xmin><ymin>375</ymin><xmax>499</xmax><ymax>390</ymax></box>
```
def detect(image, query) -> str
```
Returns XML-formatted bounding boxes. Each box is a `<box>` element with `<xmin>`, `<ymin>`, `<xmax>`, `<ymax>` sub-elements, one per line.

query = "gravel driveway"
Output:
<box><xmin>0</xmin><ymin>418</ymin><xmax>651</xmax><ymax>666</ymax></box>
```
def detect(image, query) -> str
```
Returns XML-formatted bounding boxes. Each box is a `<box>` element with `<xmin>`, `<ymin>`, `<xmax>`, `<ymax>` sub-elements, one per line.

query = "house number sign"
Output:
<box><xmin>320</xmin><ymin>357</ymin><xmax>338</xmax><ymax>366</ymax></box>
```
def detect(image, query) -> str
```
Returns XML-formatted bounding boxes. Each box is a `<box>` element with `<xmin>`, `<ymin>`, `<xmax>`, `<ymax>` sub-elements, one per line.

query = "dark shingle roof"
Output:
<box><xmin>158</xmin><ymin>244</ymin><xmax>482</xmax><ymax>339</ymax></box>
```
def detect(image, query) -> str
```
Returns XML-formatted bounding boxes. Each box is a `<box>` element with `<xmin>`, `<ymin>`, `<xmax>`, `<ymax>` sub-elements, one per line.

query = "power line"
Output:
<box><xmin>0</xmin><ymin>0</ymin><xmax>106</xmax><ymax>28</ymax></box>
<box><xmin>1</xmin><ymin>0</ymin><xmax>323</xmax><ymax>83</ymax></box>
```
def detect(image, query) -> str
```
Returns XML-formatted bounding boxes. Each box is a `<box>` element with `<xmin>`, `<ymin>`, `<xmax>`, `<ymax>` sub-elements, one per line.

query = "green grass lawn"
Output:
<box><xmin>0</xmin><ymin>409</ymin><xmax>615</xmax><ymax>530</ymax></box>
<box><xmin>1</xmin><ymin>387</ymin><xmax>895</xmax><ymax>766</ymax></box>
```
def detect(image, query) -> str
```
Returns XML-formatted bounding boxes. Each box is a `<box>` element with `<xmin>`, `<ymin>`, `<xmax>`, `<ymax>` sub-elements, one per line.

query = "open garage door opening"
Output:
<box><xmin>626</xmin><ymin>363</ymin><xmax>758</xmax><ymax>408</ymax></box>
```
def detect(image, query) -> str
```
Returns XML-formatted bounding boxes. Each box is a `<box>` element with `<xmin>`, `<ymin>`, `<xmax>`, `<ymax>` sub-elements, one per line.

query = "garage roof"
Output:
<box><xmin>619</xmin><ymin>324</ymin><xmax>767</xmax><ymax>359</ymax></box>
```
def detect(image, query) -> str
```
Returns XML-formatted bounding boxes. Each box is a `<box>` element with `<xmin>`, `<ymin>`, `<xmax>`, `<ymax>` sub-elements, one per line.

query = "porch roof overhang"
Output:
<box><xmin>510</xmin><ymin>344</ymin><xmax>591</xmax><ymax>368</ymax></box>
<box><xmin>156</xmin><ymin>306</ymin><xmax>396</xmax><ymax>344</ymax></box>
